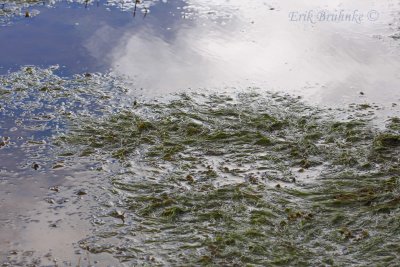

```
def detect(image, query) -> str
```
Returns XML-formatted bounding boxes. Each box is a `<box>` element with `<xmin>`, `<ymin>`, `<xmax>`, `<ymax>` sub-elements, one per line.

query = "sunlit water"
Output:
<box><xmin>1</xmin><ymin>0</ymin><xmax>400</xmax><ymax>266</ymax></box>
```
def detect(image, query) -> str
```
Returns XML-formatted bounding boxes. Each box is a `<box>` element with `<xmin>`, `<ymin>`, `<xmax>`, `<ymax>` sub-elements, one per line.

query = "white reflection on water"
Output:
<box><xmin>85</xmin><ymin>0</ymin><xmax>400</xmax><ymax>108</ymax></box>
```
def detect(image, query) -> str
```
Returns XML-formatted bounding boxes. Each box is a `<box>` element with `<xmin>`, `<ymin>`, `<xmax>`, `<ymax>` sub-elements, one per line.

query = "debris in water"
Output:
<box><xmin>49</xmin><ymin>186</ymin><xmax>60</xmax><ymax>192</ymax></box>
<box><xmin>32</xmin><ymin>163</ymin><xmax>39</xmax><ymax>170</ymax></box>
<box><xmin>76</xmin><ymin>189</ymin><xmax>88</xmax><ymax>196</ymax></box>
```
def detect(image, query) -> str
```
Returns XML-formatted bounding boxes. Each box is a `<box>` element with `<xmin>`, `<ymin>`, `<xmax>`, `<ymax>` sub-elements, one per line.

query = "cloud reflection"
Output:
<box><xmin>87</xmin><ymin>0</ymin><xmax>400</xmax><ymax>107</ymax></box>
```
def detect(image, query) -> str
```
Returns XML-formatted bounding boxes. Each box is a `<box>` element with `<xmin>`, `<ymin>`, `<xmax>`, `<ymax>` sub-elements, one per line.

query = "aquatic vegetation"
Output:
<box><xmin>0</xmin><ymin>0</ymin><xmax>45</xmax><ymax>24</ymax></box>
<box><xmin>57</xmin><ymin>87</ymin><xmax>399</xmax><ymax>264</ymax></box>
<box><xmin>374</xmin><ymin>133</ymin><xmax>400</xmax><ymax>148</ymax></box>
<box><xmin>387</xmin><ymin>117</ymin><xmax>400</xmax><ymax>131</ymax></box>
<box><xmin>1</xmin><ymin>67</ymin><xmax>400</xmax><ymax>266</ymax></box>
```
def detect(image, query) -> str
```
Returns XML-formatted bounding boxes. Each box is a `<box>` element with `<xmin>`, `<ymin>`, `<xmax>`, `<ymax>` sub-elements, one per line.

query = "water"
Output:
<box><xmin>0</xmin><ymin>0</ymin><xmax>400</xmax><ymax>266</ymax></box>
<box><xmin>1</xmin><ymin>0</ymin><xmax>400</xmax><ymax>109</ymax></box>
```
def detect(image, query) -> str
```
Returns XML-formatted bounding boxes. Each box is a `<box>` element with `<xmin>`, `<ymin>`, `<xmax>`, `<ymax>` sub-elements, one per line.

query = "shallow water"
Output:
<box><xmin>1</xmin><ymin>0</ymin><xmax>400</xmax><ymax>109</ymax></box>
<box><xmin>1</xmin><ymin>0</ymin><xmax>400</xmax><ymax>266</ymax></box>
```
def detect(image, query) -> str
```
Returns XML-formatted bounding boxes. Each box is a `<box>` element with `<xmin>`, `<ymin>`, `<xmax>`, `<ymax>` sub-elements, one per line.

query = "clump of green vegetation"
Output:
<box><xmin>374</xmin><ymin>133</ymin><xmax>400</xmax><ymax>148</ymax></box>
<box><xmin>387</xmin><ymin>117</ymin><xmax>400</xmax><ymax>131</ymax></box>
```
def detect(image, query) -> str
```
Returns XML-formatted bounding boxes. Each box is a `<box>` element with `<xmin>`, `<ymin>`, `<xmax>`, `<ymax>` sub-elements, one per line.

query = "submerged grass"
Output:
<box><xmin>2</xmin><ymin>66</ymin><xmax>400</xmax><ymax>266</ymax></box>
<box><xmin>60</xmin><ymin>91</ymin><xmax>399</xmax><ymax>265</ymax></box>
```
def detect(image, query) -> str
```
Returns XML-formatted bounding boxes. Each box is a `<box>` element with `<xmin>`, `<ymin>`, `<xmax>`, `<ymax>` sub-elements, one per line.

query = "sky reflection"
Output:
<box><xmin>1</xmin><ymin>0</ymin><xmax>400</xmax><ymax>108</ymax></box>
<box><xmin>100</xmin><ymin>0</ymin><xmax>400</xmax><ymax>108</ymax></box>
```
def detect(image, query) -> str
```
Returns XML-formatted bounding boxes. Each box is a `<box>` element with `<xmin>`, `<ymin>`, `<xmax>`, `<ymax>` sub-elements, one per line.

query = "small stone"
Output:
<box><xmin>76</xmin><ymin>189</ymin><xmax>87</xmax><ymax>196</ymax></box>
<box><xmin>32</xmin><ymin>163</ymin><xmax>40</xmax><ymax>170</ymax></box>
<box><xmin>44</xmin><ymin>252</ymin><xmax>52</xmax><ymax>257</ymax></box>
